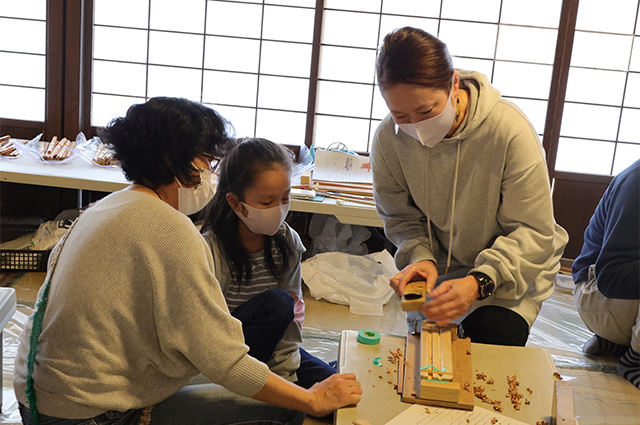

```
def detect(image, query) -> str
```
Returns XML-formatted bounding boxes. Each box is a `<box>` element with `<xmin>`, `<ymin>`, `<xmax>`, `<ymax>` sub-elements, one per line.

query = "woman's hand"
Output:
<box><xmin>390</xmin><ymin>260</ymin><xmax>438</xmax><ymax>298</ymax></box>
<box><xmin>422</xmin><ymin>275</ymin><xmax>479</xmax><ymax>324</ymax></box>
<box><xmin>307</xmin><ymin>373</ymin><xmax>362</xmax><ymax>417</ymax></box>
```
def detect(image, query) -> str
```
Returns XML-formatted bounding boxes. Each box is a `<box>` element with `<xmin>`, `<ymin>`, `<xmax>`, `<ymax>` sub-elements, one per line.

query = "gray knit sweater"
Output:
<box><xmin>371</xmin><ymin>70</ymin><xmax>569</xmax><ymax>328</ymax></box>
<box><xmin>13</xmin><ymin>190</ymin><xmax>269</xmax><ymax>419</ymax></box>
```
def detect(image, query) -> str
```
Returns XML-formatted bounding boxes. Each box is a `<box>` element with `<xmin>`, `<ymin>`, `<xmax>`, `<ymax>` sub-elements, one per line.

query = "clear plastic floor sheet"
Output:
<box><xmin>1</xmin><ymin>274</ymin><xmax>637</xmax><ymax>425</ymax></box>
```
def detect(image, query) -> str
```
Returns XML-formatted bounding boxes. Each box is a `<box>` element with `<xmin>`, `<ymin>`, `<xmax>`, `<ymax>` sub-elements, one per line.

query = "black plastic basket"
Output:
<box><xmin>0</xmin><ymin>249</ymin><xmax>49</xmax><ymax>272</ymax></box>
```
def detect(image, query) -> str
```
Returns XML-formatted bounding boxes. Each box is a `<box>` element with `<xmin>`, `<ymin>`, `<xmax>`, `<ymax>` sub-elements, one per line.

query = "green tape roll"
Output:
<box><xmin>357</xmin><ymin>329</ymin><xmax>381</xmax><ymax>345</ymax></box>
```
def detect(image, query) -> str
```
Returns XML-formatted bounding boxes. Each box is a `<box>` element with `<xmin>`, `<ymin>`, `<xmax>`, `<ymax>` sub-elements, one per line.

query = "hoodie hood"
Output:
<box><xmin>447</xmin><ymin>70</ymin><xmax>502</xmax><ymax>143</ymax></box>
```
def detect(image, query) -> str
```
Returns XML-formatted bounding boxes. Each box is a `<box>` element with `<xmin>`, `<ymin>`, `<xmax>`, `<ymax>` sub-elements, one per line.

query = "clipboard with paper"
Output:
<box><xmin>312</xmin><ymin>149</ymin><xmax>372</xmax><ymax>184</ymax></box>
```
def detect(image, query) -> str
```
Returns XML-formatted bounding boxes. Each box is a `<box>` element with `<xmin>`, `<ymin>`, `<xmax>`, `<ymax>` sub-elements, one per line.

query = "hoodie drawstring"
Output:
<box><xmin>444</xmin><ymin>141</ymin><xmax>462</xmax><ymax>274</ymax></box>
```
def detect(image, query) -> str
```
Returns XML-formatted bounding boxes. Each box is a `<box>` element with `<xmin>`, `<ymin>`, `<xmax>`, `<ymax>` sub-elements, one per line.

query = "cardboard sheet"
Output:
<box><xmin>336</xmin><ymin>330</ymin><xmax>558</xmax><ymax>425</ymax></box>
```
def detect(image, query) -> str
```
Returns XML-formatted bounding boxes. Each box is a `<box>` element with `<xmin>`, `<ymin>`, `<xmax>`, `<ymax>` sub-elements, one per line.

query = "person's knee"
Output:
<box><xmin>461</xmin><ymin>306</ymin><xmax>529</xmax><ymax>346</ymax></box>
<box><xmin>262</xmin><ymin>289</ymin><xmax>295</xmax><ymax>325</ymax></box>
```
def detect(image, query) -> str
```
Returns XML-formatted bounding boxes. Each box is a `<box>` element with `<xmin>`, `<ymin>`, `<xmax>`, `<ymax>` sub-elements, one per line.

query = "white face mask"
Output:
<box><xmin>176</xmin><ymin>165</ymin><xmax>215</xmax><ymax>216</ymax></box>
<box><xmin>397</xmin><ymin>89</ymin><xmax>456</xmax><ymax>148</ymax></box>
<box><xmin>235</xmin><ymin>201</ymin><xmax>290</xmax><ymax>236</ymax></box>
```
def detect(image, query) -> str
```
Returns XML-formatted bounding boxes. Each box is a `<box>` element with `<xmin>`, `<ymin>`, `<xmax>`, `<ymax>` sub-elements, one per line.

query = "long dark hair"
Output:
<box><xmin>202</xmin><ymin>138</ymin><xmax>295</xmax><ymax>284</ymax></box>
<box><xmin>377</xmin><ymin>27</ymin><xmax>454</xmax><ymax>92</ymax></box>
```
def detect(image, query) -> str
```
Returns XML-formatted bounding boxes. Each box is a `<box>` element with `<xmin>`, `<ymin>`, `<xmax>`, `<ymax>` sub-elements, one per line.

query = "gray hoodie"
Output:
<box><xmin>203</xmin><ymin>223</ymin><xmax>306</xmax><ymax>381</ymax></box>
<box><xmin>371</xmin><ymin>70</ymin><xmax>568</xmax><ymax>328</ymax></box>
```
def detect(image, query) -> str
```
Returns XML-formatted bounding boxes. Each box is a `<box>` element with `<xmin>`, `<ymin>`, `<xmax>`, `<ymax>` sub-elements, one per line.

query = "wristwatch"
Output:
<box><xmin>470</xmin><ymin>272</ymin><xmax>495</xmax><ymax>300</ymax></box>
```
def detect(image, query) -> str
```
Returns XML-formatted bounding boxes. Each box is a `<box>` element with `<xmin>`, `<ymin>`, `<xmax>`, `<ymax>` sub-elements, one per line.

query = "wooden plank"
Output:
<box><xmin>420</xmin><ymin>326</ymin><xmax>433</xmax><ymax>380</ymax></box>
<box><xmin>419</xmin><ymin>380</ymin><xmax>460</xmax><ymax>403</ymax></box>
<box><xmin>553</xmin><ymin>380</ymin><xmax>576</xmax><ymax>425</ymax></box>
<box><xmin>430</xmin><ymin>324</ymin><xmax>441</xmax><ymax>380</ymax></box>
<box><xmin>397</xmin><ymin>339</ymin><xmax>407</xmax><ymax>395</ymax></box>
<box><xmin>439</xmin><ymin>327</ymin><xmax>454</xmax><ymax>382</ymax></box>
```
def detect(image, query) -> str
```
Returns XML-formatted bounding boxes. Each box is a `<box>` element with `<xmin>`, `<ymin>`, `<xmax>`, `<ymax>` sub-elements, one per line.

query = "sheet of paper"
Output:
<box><xmin>384</xmin><ymin>404</ymin><xmax>530</xmax><ymax>425</ymax></box>
<box><xmin>312</xmin><ymin>149</ymin><xmax>372</xmax><ymax>184</ymax></box>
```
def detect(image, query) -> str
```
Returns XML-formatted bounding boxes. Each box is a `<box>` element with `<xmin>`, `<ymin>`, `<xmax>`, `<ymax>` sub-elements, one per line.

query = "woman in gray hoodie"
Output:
<box><xmin>371</xmin><ymin>27</ymin><xmax>568</xmax><ymax>346</ymax></box>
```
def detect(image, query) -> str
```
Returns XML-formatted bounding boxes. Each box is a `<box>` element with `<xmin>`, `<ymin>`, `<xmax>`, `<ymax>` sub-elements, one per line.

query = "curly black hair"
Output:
<box><xmin>98</xmin><ymin>97</ymin><xmax>235</xmax><ymax>188</ymax></box>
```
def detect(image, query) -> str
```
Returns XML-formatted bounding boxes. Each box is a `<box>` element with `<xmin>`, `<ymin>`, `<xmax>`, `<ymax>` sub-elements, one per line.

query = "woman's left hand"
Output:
<box><xmin>422</xmin><ymin>276</ymin><xmax>479</xmax><ymax>325</ymax></box>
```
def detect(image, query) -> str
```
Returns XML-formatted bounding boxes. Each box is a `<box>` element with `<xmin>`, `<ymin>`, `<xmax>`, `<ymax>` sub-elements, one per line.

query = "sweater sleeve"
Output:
<box><xmin>572</xmin><ymin>198</ymin><xmax>605</xmax><ymax>285</ymax></box>
<box><xmin>371</xmin><ymin>126</ymin><xmax>439</xmax><ymax>269</ymax></box>
<box><xmin>152</xmin><ymin>225</ymin><xmax>270</xmax><ymax>397</ymax></box>
<box><xmin>574</xmin><ymin>163</ymin><xmax>640</xmax><ymax>299</ymax></box>
<box><xmin>473</xmin><ymin>108</ymin><xmax>567</xmax><ymax>299</ymax></box>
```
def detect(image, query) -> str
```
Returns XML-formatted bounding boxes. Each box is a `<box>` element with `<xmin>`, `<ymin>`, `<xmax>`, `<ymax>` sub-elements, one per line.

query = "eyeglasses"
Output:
<box><xmin>195</xmin><ymin>154</ymin><xmax>220</xmax><ymax>174</ymax></box>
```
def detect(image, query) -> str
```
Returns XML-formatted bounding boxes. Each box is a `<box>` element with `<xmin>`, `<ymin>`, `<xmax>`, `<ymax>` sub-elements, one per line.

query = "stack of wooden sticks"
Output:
<box><xmin>0</xmin><ymin>135</ymin><xmax>19</xmax><ymax>157</ymax></box>
<box><xmin>294</xmin><ymin>171</ymin><xmax>375</xmax><ymax>206</ymax></box>
<box><xmin>38</xmin><ymin>137</ymin><xmax>76</xmax><ymax>161</ymax></box>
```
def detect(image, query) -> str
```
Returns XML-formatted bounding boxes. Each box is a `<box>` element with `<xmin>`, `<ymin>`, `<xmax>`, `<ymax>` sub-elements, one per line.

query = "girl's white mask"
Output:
<box><xmin>176</xmin><ymin>165</ymin><xmax>215</xmax><ymax>216</ymax></box>
<box><xmin>397</xmin><ymin>89</ymin><xmax>456</xmax><ymax>148</ymax></box>
<box><xmin>235</xmin><ymin>202</ymin><xmax>290</xmax><ymax>236</ymax></box>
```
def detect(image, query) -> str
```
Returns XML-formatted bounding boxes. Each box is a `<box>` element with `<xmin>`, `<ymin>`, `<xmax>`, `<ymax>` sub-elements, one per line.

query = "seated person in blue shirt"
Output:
<box><xmin>572</xmin><ymin>159</ymin><xmax>640</xmax><ymax>389</ymax></box>
<box><xmin>201</xmin><ymin>138</ymin><xmax>336</xmax><ymax>389</ymax></box>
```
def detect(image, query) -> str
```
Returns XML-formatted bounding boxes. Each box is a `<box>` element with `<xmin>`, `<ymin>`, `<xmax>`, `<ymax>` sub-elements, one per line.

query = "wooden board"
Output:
<box><xmin>336</xmin><ymin>330</ymin><xmax>558</xmax><ymax>425</ymax></box>
<box><xmin>552</xmin><ymin>380</ymin><xmax>576</xmax><ymax>425</ymax></box>
<box><xmin>401</xmin><ymin>329</ymin><xmax>474</xmax><ymax>410</ymax></box>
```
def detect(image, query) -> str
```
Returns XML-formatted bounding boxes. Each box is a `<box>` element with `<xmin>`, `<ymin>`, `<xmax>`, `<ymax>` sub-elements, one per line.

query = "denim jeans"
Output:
<box><xmin>20</xmin><ymin>384</ymin><xmax>305</xmax><ymax>425</ymax></box>
<box><xmin>19</xmin><ymin>404</ymin><xmax>142</xmax><ymax>425</ymax></box>
<box><xmin>231</xmin><ymin>289</ymin><xmax>336</xmax><ymax>389</ymax></box>
<box><xmin>232</xmin><ymin>289</ymin><xmax>294</xmax><ymax>363</ymax></box>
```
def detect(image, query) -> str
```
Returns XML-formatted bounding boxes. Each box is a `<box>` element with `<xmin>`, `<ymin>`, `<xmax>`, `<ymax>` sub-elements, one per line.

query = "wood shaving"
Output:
<box><xmin>474</xmin><ymin>385</ymin><xmax>504</xmax><ymax>412</ymax></box>
<box><xmin>506</xmin><ymin>375</ymin><xmax>523</xmax><ymax>410</ymax></box>
<box><xmin>387</xmin><ymin>348</ymin><xmax>404</xmax><ymax>364</ymax></box>
<box><xmin>425</xmin><ymin>407</ymin><xmax>431</xmax><ymax>414</ymax></box>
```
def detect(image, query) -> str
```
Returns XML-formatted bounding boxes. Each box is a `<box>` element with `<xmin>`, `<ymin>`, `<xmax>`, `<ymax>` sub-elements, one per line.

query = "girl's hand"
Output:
<box><xmin>390</xmin><ymin>260</ymin><xmax>438</xmax><ymax>297</ymax></box>
<box><xmin>307</xmin><ymin>373</ymin><xmax>362</xmax><ymax>417</ymax></box>
<box><xmin>422</xmin><ymin>276</ymin><xmax>479</xmax><ymax>324</ymax></box>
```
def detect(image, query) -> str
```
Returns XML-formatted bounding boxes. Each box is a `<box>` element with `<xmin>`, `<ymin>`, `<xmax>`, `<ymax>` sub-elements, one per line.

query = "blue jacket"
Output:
<box><xmin>572</xmin><ymin>159</ymin><xmax>640</xmax><ymax>299</ymax></box>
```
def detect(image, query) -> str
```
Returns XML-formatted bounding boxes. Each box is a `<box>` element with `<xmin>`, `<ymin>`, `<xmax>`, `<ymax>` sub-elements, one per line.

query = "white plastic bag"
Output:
<box><xmin>301</xmin><ymin>250</ymin><xmax>397</xmax><ymax>316</ymax></box>
<box><xmin>307</xmin><ymin>214</ymin><xmax>371</xmax><ymax>255</ymax></box>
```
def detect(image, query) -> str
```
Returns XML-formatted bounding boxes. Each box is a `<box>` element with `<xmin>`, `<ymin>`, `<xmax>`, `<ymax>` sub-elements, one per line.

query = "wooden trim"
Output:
<box><xmin>554</xmin><ymin>171</ymin><xmax>614</xmax><ymax>185</ymax></box>
<box><xmin>0</xmin><ymin>119</ymin><xmax>44</xmax><ymax>139</ymax></box>
<box><xmin>45</xmin><ymin>0</ymin><xmax>65</xmax><ymax>140</ymax></box>
<box><xmin>63</xmin><ymin>0</ymin><xmax>83</xmax><ymax>137</ymax></box>
<box><xmin>79</xmin><ymin>0</ymin><xmax>93</xmax><ymax>134</ymax></box>
<box><xmin>304</xmin><ymin>0</ymin><xmax>324</xmax><ymax>148</ymax></box>
<box><xmin>542</xmin><ymin>0</ymin><xmax>579</xmax><ymax>179</ymax></box>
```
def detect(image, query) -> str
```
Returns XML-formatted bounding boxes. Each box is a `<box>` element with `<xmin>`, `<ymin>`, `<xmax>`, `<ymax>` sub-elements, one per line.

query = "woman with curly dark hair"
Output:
<box><xmin>13</xmin><ymin>97</ymin><xmax>361</xmax><ymax>425</ymax></box>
